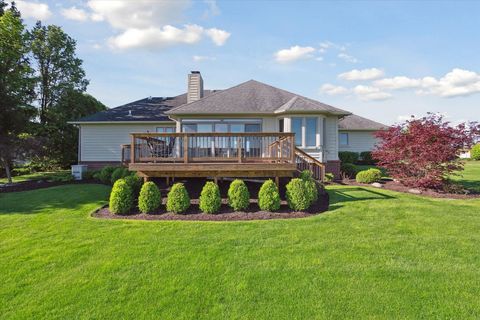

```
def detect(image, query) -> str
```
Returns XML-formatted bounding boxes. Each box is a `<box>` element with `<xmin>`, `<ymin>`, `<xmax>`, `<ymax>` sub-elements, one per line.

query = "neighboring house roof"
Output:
<box><xmin>166</xmin><ymin>80</ymin><xmax>351</xmax><ymax>116</ymax></box>
<box><xmin>72</xmin><ymin>91</ymin><xmax>217</xmax><ymax>123</ymax></box>
<box><xmin>339</xmin><ymin>114</ymin><xmax>387</xmax><ymax>131</ymax></box>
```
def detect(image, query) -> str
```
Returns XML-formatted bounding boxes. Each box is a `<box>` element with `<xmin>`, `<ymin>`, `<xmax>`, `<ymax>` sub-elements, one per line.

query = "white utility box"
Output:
<box><xmin>71</xmin><ymin>165</ymin><xmax>88</xmax><ymax>180</ymax></box>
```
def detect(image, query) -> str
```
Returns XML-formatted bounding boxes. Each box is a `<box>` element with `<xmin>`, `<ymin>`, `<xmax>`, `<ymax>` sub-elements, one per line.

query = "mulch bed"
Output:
<box><xmin>0</xmin><ymin>179</ymin><xmax>101</xmax><ymax>193</ymax></box>
<box><xmin>93</xmin><ymin>177</ymin><xmax>330</xmax><ymax>221</ymax></box>
<box><xmin>344</xmin><ymin>179</ymin><xmax>480</xmax><ymax>199</ymax></box>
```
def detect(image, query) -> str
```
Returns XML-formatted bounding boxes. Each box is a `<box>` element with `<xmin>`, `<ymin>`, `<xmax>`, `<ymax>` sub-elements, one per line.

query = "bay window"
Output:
<box><xmin>291</xmin><ymin>117</ymin><xmax>319</xmax><ymax>148</ymax></box>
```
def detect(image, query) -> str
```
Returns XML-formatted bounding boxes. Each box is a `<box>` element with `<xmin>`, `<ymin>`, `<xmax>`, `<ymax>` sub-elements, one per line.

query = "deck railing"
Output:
<box><xmin>127</xmin><ymin>132</ymin><xmax>296</xmax><ymax>164</ymax></box>
<box><xmin>295</xmin><ymin>147</ymin><xmax>326</xmax><ymax>181</ymax></box>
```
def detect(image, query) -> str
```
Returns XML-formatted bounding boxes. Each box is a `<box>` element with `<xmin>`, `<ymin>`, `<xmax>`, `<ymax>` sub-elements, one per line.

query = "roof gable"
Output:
<box><xmin>166</xmin><ymin>80</ymin><xmax>351</xmax><ymax>116</ymax></box>
<box><xmin>339</xmin><ymin>114</ymin><xmax>387</xmax><ymax>131</ymax></box>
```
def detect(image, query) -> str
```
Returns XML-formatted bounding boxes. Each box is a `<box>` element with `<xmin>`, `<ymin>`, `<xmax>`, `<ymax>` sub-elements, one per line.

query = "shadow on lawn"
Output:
<box><xmin>0</xmin><ymin>184</ymin><xmax>109</xmax><ymax>215</ymax></box>
<box><xmin>327</xmin><ymin>186</ymin><xmax>395</xmax><ymax>210</ymax></box>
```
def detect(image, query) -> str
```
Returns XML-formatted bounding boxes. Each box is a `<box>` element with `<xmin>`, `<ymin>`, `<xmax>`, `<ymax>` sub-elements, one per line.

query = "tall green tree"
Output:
<box><xmin>0</xmin><ymin>10</ymin><xmax>35</xmax><ymax>183</ymax></box>
<box><xmin>31</xmin><ymin>22</ymin><xmax>88</xmax><ymax>124</ymax></box>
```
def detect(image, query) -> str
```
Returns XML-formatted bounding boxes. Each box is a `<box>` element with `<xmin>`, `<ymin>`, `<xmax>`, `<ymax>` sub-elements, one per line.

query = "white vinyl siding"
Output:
<box><xmin>80</xmin><ymin>123</ymin><xmax>174</xmax><ymax>161</ymax></box>
<box><xmin>338</xmin><ymin>130</ymin><xmax>378</xmax><ymax>153</ymax></box>
<box><xmin>324</xmin><ymin>116</ymin><xmax>339</xmax><ymax>161</ymax></box>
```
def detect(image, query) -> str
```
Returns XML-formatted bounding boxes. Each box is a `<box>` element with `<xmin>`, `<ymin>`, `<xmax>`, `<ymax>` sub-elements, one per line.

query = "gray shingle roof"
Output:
<box><xmin>73</xmin><ymin>91</ymin><xmax>216</xmax><ymax>123</ymax></box>
<box><xmin>339</xmin><ymin>114</ymin><xmax>387</xmax><ymax>131</ymax></box>
<box><xmin>166</xmin><ymin>80</ymin><xmax>351</xmax><ymax>116</ymax></box>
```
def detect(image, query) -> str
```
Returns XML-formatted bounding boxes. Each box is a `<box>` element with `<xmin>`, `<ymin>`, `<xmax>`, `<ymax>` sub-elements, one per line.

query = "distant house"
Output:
<box><xmin>70</xmin><ymin>71</ymin><xmax>386</xmax><ymax>180</ymax></box>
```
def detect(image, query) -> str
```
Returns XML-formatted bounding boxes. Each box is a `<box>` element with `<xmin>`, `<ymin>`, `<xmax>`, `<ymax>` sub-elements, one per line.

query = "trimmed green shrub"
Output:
<box><xmin>199</xmin><ymin>181</ymin><xmax>222</xmax><ymax>214</ymax></box>
<box><xmin>471</xmin><ymin>144</ymin><xmax>480</xmax><ymax>160</ymax></box>
<box><xmin>258</xmin><ymin>179</ymin><xmax>281</xmax><ymax>211</ymax></box>
<box><xmin>227</xmin><ymin>179</ymin><xmax>250</xmax><ymax>211</ymax></box>
<box><xmin>356</xmin><ymin>168</ymin><xmax>382</xmax><ymax>184</ymax></box>
<box><xmin>124</xmin><ymin>174</ymin><xmax>142</xmax><ymax>197</ymax></box>
<box><xmin>339</xmin><ymin>151</ymin><xmax>359</xmax><ymax>164</ymax></box>
<box><xmin>99</xmin><ymin>166</ymin><xmax>117</xmax><ymax>184</ymax></box>
<box><xmin>111</xmin><ymin>167</ymin><xmax>129</xmax><ymax>185</ymax></box>
<box><xmin>286</xmin><ymin>178</ymin><xmax>310</xmax><ymax>211</ymax></box>
<box><xmin>109</xmin><ymin>179</ymin><xmax>133</xmax><ymax>214</ymax></box>
<box><xmin>325</xmin><ymin>173</ymin><xmax>334</xmax><ymax>182</ymax></box>
<box><xmin>82</xmin><ymin>170</ymin><xmax>97</xmax><ymax>180</ymax></box>
<box><xmin>340</xmin><ymin>163</ymin><xmax>357</xmax><ymax>178</ymax></box>
<box><xmin>138</xmin><ymin>181</ymin><xmax>161</xmax><ymax>214</ymax></box>
<box><xmin>360</xmin><ymin>151</ymin><xmax>375</xmax><ymax>164</ymax></box>
<box><xmin>166</xmin><ymin>183</ymin><xmax>190</xmax><ymax>213</ymax></box>
<box><xmin>299</xmin><ymin>170</ymin><xmax>318</xmax><ymax>205</ymax></box>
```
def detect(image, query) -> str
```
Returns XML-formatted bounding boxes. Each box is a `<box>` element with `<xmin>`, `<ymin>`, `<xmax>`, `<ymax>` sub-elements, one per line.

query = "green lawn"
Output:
<box><xmin>452</xmin><ymin>161</ymin><xmax>480</xmax><ymax>192</ymax></box>
<box><xmin>0</xmin><ymin>170</ymin><xmax>70</xmax><ymax>184</ymax></box>
<box><xmin>1</xmin><ymin>184</ymin><xmax>480</xmax><ymax>319</ymax></box>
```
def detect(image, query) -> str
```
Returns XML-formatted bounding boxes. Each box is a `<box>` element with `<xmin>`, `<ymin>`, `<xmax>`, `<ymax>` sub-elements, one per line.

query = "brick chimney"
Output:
<box><xmin>187</xmin><ymin>71</ymin><xmax>204</xmax><ymax>103</ymax></box>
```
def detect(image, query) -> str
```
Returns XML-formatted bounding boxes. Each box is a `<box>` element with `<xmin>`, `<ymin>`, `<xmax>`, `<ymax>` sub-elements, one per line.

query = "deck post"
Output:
<box><xmin>214</xmin><ymin>176</ymin><xmax>218</xmax><ymax>184</ymax></box>
<box><xmin>237</xmin><ymin>137</ymin><xmax>242</xmax><ymax>163</ymax></box>
<box><xmin>143</xmin><ymin>176</ymin><xmax>149</xmax><ymax>183</ymax></box>
<box><xmin>183</xmin><ymin>134</ymin><xmax>189</xmax><ymax>163</ymax></box>
<box><xmin>166</xmin><ymin>176</ymin><xmax>170</xmax><ymax>185</ymax></box>
<box><xmin>131</xmin><ymin>135</ymin><xmax>135</xmax><ymax>164</ymax></box>
<box><xmin>290</xmin><ymin>135</ymin><xmax>295</xmax><ymax>164</ymax></box>
<box><xmin>275</xmin><ymin>176</ymin><xmax>279</xmax><ymax>187</ymax></box>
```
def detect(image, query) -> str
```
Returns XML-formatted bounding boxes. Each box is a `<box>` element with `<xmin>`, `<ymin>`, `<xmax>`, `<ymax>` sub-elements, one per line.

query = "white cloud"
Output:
<box><xmin>193</xmin><ymin>55</ymin><xmax>216</xmax><ymax>62</ymax></box>
<box><xmin>87</xmin><ymin>0</ymin><xmax>190</xmax><ymax>29</ymax></box>
<box><xmin>373</xmin><ymin>68</ymin><xmax>480</xmax><ymax>98</ymax></box>
<box><xmin>320</xmin><ymin>84</ymin><xmax>349</xmax><ymax>95</ymax></box>
<box><xmin>109</xmin><ymin>25</ymin><xmax>205</xmax><ymax>50</ymax></box>
<box><xmin>92</xmin><ymin>43</ymin><xmax>102</xmax><ymax>50</ymax></box>
<box><xmin>274</xmin><ymin>45</ymin><xmax>316</xmax><ymax>63</ymax></box>
<box><xmin>205</xmin><ymin>28</ymin><xmax>230</xmax><ymax>46</ymax></box>
<box><xmin>353</xmin><ymin>85</ymin><xmax>392</xmax><ymax>101</ymax></box>
<box><xmin>373</xmin><ymin>76</ymin><xmax>421</xmax><ymax>89</ymax></box>
<box><xmin>338</xmin><ymin>68</ymin><xmax>385</xmax><ymax>81</ymax></box>
<box><xmin>87</xmin><ymin>0</ymin><xmax>230</xmax><ymax>50</ymax></box>
<box><xmin>203</xmin><ymin>0</ymin><xmax>220</xmax><ymax>18</ymax></box>
<box><xmin>16</xmin><ymin>0</ymin><xmax>52</xmax><ymax>20</ymax></box>
<box><xmin>62</xmin><ymin>6</ymin><xmax>88</xmax><ymax>21</ymax></box>
<box><xmin>338</xmin><ymin>52</ymin><xmax>358</xmax><ymax>63</ymax></box>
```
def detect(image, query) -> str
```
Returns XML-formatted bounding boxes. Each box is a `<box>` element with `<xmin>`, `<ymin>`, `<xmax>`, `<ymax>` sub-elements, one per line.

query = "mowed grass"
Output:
<box><xmin>452</xmin><ymin>161</ymin><xmax>480</xmax><ymax>192</ymax></box>
<box><xmin>1</xmin><ymin>184</ymin><xmax>480</xmax><ymax>319</ymax></box>
<box><xmin>0</xmin><ymin>170</ymin><xmax>70</xmax><ymax>184</ymax></box>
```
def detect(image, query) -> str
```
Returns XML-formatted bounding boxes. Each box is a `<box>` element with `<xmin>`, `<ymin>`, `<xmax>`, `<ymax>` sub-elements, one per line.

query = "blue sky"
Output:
<box><xmin>17</xmin><ymin>0</ymin><xmax>480</xmax><ymax>125</ymax></box>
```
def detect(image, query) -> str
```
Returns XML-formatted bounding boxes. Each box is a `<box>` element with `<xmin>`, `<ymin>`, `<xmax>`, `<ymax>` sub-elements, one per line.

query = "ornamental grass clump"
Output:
<box><xmin>300</xmin><ymin>170</ymin><xmax>318</xmax><ymax>206</ymax></box>
<box><xmin>199</xmin><ymin>181</ymin><xmax>222</xmax><ymax>214</ymax></box>
<box><xmin>109</xmin><ymin>179</ymin><xmax>133</xmax><ymax>214</ymax></box>
<box><xmin>227</xmin><ymin>179</ymin><xmax>250</xmax><ymax>211</ymax></box>
<box><xmin>111</xmin><ymin>167</ymin><xmax>129</xmax><ymax>185</ymax></box>
<box><xmin>138</xmin><ymin>181</ymin><xmax>161</xmax><ymax>214</ymax></box>
<box><xmin>356</xmin><ymin>168</ymin><xmax>382</xmax><ymax>184</ymax></box>
<box><xmin>166</xmin><ymin>183</ymin><xmax>190</xmax><ymax>214</ymax></box>
<box><xmin>285</xmin><ymin>178</ymin><xmax>310</xmax><ymax>211</ymax></box>
<box><xmin>258</xmin><ymin>179</ymin><xmax>281</xmax><ymax>211</ymax></box>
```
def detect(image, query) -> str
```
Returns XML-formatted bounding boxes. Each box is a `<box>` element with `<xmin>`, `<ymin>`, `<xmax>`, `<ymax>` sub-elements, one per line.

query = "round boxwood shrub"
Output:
<box><xmin>340</xmin><ymin>163</ymin><xmax>357</xmax><ymax>178</ymax></box>
<box><xmin>199</xmin><ymin>181</ymin><xmax>222</xmax><ymax>214</ymax></box>
<box><xmin>286</xmin><ymin>178</ymin><xmax>310</xmax><ymax>211</ymax></box>
<box><xmin>356</xmin><ymin>168</ymin><xmax>382</xmax><ymax>184</ymax></box>
<box><xmin>138</xmin><ymin>181</ymin><xmax>161</xmax><ymax>214</ymax></box>
<box><xmin>111</xmin><ymin>167</ymin><xmax>129</xmax><ymax>185</ymax></box>
<box><xmin>471</xmin><ymin>144</ymin><xmax>480</xmax><ymax>160</ymax></box>
<box><xmin>99</xmin><ymin>166</ymin><xmax>117</xmax><ymax>184</ymax></box>
<box><xmin>124</xmin><ymin>174</ymin><xmax>142</xmax><ymax>197</ymax></box>
<box><xmin>299</xmin><ymin>170</ymin><xmax>318</xmax><ymax>205</ymax></box>
<box><xmin>166</xmin><ymin>183</ymin><xmax>190</xmax><ymax>214</ymax></box>
<box><xmin>109</xmin><ymin>179</ymin><xmax>133</xmax><ymax>215</ymax></box>
<box><xmin>258</xmin><ymin>179</ymin><xmax>281</xmax><ymax>211</ymax></box>
<box><xmin>227</xmin><ymin>179</ymin><xmax>250</xmax><ymax>211</ymax></box>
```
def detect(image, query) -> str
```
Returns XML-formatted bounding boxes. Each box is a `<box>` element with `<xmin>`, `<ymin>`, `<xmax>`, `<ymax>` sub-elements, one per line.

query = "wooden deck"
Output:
<box><xmin>122</xmin><ymin>132</ymin><xmax>325</xmax><ymax>182</ymax></box>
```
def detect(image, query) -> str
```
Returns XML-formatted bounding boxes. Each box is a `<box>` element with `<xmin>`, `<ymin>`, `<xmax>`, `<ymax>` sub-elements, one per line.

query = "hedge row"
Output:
<box><xmin>108</xmin><ymin>170</ymin><xmax>322</xmax><ymax>215</ymax></box>
<box><xmin>339</xmin><ymin>151</ymin><xmax>376</xmax><ymax>165</ymax></box>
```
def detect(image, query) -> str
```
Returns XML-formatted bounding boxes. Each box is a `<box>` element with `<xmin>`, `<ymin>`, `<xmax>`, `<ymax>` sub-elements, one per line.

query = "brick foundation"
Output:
<box><xmin>325</xmin><ymin>160</ymin><xmax>341</xmax><ymax>179</ymax></box>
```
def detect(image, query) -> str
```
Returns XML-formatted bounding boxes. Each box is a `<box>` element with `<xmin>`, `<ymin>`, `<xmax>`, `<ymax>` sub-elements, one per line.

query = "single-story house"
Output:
<box><xmin>71</xmin><ymin>71</ymin><xmax>386</xmax><ymax>180</ymax></box>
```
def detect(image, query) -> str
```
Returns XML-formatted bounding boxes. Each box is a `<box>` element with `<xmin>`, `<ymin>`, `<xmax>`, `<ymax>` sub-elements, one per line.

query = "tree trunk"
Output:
<box><xmin>1</xmin><ymin>158</ymin><xmax>12</xmax><ymax>184</ymax></box>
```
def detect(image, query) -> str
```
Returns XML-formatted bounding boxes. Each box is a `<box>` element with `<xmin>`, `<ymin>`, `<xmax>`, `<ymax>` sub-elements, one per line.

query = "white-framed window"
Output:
<box><xmin>339</xmin><ymin>133</ymin><xmax>349</xmax><ymax>146</ymax></box>
<box><xmin>156</xmin><ymin>127</ymin><xmax>175</xmax><ymax>133</ymax></box>
<box><xmin>291</xmin><ymin>117</ymin><xmax>318</xmax><ymax>147</ymax></box>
